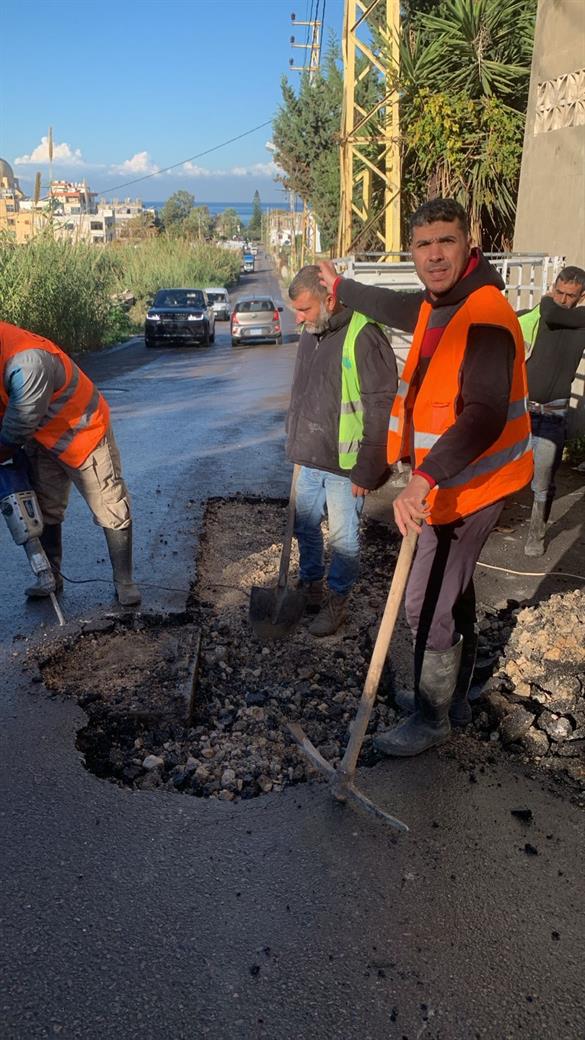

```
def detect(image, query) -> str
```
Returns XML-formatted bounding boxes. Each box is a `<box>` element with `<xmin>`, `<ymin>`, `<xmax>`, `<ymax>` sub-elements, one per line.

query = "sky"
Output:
<box><xmin>0</xmin><ymin>0</ymin><xmax>344</xmax><ymax>205</ymax></box>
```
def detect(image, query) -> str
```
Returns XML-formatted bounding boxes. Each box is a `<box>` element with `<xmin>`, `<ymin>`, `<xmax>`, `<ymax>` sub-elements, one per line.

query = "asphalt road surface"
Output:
<box><xmin>1</xmin><ymin>252</ymin><xmax>583</xmax><ymax>1040</ymax></box>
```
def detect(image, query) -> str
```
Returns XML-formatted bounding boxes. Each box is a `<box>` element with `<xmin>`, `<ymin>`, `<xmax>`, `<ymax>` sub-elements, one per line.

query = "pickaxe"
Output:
<box><xmin>288</xmin><ymin>528</ymin><xmax>418</xmax><ymax>831</ymax></box>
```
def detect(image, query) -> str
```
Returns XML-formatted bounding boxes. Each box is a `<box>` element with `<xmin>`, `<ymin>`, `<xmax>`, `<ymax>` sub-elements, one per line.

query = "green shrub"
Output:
<box><xmin>0</xmin><ymin>232</ymin><xmax>122</xmax><ymax>352</ymax></box>
<box><xmin>114</xmin><ymin>236</ymin><xmax>241</xmax><ymax>325</ymax></box>
<box><xmin>0</xmin><ymin>233</ymin><xmax>241</xmax><ymax>353</ymax></box>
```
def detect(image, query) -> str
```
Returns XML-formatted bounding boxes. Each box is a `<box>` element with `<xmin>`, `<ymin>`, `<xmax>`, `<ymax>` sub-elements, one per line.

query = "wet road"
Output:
<box><xmin>1</xmin><ymin>253</ymin><xmax>584</xmax><ymax>1040</ymax></box>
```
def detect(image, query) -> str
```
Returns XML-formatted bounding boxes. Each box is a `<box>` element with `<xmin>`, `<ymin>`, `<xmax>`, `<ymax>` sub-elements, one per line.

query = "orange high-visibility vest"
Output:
<box><xmin>0</xmin><ymin>322</ymin><xmax>110</xmax><ymax>468</ymax></box>
<box><xmin>387</xmin><ymin>286</ymin><xmax>532</xmax><ymax>524</ymax></box>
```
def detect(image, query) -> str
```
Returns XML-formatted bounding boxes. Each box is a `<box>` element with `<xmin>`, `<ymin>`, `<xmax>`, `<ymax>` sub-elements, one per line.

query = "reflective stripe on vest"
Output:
<box><xmin>413</xmin><ymin>396</ymin><xmax>530</xmax><ymax>450</ymax></box>
<box><xmin>386</xmin><ymin>286</ymin><xmax>533</xmax><ymax>523</ymax></box>
<box><xmin>0</xmin><ymin>322</ymin><xmax>110</xmax><ymax>467</ymax></box>
<box><xmin>338</xmin><ymin>311</ymin><xmax>376</xmax><ymax>468</ymax></box>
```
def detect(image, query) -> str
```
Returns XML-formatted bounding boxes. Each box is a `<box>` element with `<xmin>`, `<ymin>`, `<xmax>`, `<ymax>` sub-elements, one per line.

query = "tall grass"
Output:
<box><xmin>0</xmin><ymin>232</ymin><xmax>121</xmax><ymax>352</ymax></box>
<box><xmin>0</xmin><ymin>233</ymin><xmax>242</xmax><ymax>354</ymax></box>
<box><xmin>115</xmin><ymin>237</ymin><xmax>241</xmax><ymax>325</ymax></box>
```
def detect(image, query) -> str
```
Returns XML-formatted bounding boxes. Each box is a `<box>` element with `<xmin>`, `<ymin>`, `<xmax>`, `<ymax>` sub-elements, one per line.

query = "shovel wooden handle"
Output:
<box><xmin>339</xmin><ymin>526</ymin><xmax>419</xmax><ymax>778</ymax></box>
<box><xmin>276</xmin><ymin>464</ymin><xmax>300</xmax><ymax>591</ymax></box>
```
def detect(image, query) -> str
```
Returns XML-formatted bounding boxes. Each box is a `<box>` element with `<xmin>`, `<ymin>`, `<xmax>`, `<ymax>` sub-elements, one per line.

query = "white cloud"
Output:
<box><xmin>178</xmin><ymin>160</ymin><xmax>280</xmax><ymax>179</ymax></box>
<box><xmin>181</xmin><ymin>161</ymin><xmax>213</xmax><ymax>176</ymax></box>
<box><xmin>230</xmin><ymin>161</ymin><xmax>281</xmax><ymax>177</ymax></box>
<box><xmin>112</xmin><ymin>151</ymin><xmax>159</xmax><ymax>175</ymax></box>
<box><xmin>14</xmin><ymin>136</ymin><xmax>85</xmax><ymax>166</ymax></box>
<box><xmin>265</xmin><ymin>140</ymin><xmax>276</xmax><ymax>152</ymax></box>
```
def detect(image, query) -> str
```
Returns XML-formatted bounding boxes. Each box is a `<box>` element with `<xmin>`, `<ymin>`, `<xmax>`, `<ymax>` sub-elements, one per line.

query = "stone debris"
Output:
<box><xmin>33</xmin><ymin>499</ymin><xmax>584</xmax><ymax>803</ymax></box>
<box><xmin>472</xmin><ymin>589</ymin><xmax>584</xmax><ymax>789</ymax></box>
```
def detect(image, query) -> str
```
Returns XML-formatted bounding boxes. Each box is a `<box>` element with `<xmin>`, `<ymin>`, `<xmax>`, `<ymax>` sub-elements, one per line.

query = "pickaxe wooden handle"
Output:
<box><xmin>332</xmin><ymin>526</ymin><xmax>419</xmax><ymax>795</ymax></box>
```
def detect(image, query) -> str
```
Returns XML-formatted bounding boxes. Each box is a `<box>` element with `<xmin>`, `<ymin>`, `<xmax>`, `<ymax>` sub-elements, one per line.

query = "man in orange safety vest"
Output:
<box><xmin>319</xmin><ymin>198</ymin><xmax>532</xmax><ymax>757</ymax></box>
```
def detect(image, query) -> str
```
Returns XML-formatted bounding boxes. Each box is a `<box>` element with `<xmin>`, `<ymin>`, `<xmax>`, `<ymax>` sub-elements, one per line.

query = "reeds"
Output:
<box><xmin>0</xmin><ymin>233</ymin><xmax>241</xmax><ymax>354</ymax></box>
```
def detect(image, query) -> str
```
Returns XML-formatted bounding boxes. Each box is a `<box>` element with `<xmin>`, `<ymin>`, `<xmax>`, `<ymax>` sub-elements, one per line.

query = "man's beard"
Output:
<box><xmin>303</xmin><ymin>302</ymin><xmax>330</xmax><ymax>334</ymax></box>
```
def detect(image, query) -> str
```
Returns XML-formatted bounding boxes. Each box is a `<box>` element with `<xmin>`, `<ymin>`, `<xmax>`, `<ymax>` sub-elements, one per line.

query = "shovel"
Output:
<box><xmin>249</xmin><ymin>464</ymin><xmax>306</xmax><ymax>641</ymax></box>
<box><xmin>288</xmin><ymin>526</ymin><xmax>419</xmax><ymax>831</ymax></box>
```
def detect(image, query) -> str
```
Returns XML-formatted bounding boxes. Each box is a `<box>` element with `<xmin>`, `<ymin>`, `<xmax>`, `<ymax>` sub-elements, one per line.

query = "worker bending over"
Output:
<box><xmin>0</xmin><ymin>321</ymin><xmax>140</xmax><ymax>607</ymax></box>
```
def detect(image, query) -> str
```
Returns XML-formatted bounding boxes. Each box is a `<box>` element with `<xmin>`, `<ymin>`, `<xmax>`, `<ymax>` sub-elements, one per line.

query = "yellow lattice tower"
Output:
<box><xmin>338</xmin><ymin>0</ymin><xmax>400</xmax><ymax>257</ymax></box>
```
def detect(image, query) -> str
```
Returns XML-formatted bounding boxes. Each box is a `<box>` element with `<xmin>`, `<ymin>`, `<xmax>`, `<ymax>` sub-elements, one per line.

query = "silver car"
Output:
<box><xmin>231</xmin><ymin>295</ymin><xmax>283</xmax><ymax>347</ymax></box>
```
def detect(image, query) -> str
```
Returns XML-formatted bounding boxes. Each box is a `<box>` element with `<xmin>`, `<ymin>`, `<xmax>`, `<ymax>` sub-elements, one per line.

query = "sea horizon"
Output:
<box><xmin>143</xmin><ymin>199</ymin><xmax>302</xmax><ymax>223</ymax></box>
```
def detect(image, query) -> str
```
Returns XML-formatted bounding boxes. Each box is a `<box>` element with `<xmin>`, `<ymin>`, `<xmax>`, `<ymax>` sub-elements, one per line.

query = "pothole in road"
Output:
<box><xmin>33</xmin><ymin>495</ymin><xmax>585</xmax><ymax>803</ymax></box>
<box><xmin>36</xmin><ymin>497</ymin><xmax>409</xmax><ymax>801</ymax></box>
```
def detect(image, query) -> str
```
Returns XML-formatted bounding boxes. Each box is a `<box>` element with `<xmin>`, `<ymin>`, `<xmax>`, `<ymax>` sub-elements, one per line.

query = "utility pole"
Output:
<box><xmin>288</xmin><ymin>6</ymin><xmax>325</xmax><ymax>266</ymax></box>
<box><xmin>289</xmin><ymin>10</ymin><xmax>322</xmax><ymax>81</ymax></box>
<box><xmin>337</xmin><ymin>0</ymin><xmax>401</xmax><ymax>258</ymax></box>
<box><xmin>48</xmin><ymin>125</ymin><xmax>54</xmax><ymax>238</ymax></box>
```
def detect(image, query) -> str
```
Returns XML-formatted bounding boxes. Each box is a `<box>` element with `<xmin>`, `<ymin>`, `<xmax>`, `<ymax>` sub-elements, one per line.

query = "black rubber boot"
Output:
<box><xmin>297</xmin><ymin>578</ymin><xmax>323</xmax><ymax>615</ymax></box>
<box><xmin>104</xmin><ymin>526</ymin><xmax>141</xmax><ymax>606</ymax></box>
<box><xmin>448</xmin><ymin>632</ymin><xmax>478</xmax><ymax>726</ymax></box>
<box><xmin>308</xmin><ymin>590</ymin><xmax>349</xmax><ymax>636</ymax></box>
<box><xmin>394</xmin><ymin>632</ymin><xmax>477</xmax><ymax>726</ymax></box>
<box><xmin>25</xmin><ymin>523</ymin><xmax>64</xmax><ymax>598</ymax></box>
<box><xmin>524</xmin><ymin>499</ymin><xmax>546</xmax><ymax>557</ymax></box>
<box><xmin>374</xmin><ymin>637</ymin><xmax>463</xmax><ymax>757</ymax></box>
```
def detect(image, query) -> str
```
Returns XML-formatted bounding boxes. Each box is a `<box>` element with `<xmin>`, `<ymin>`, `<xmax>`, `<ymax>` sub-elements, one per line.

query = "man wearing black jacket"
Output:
<box><xmin>287</xmin><ymin>265</ymin><xmax>397</xmax><ymax>636</ymax></box>
<box><xmin>319</xmin><ymin>198</ymin><xmax>532</xmax><ymax>756</ymax></box>
<box><xmin>520</xmin><ymin>266</ymin><xmax>585</xmax><ymax>556</ymax></box>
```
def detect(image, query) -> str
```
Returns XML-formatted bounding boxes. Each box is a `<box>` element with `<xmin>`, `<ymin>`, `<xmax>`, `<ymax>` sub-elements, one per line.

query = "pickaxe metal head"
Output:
<box><xmin>287</xmin><ymin>722</ymin><xmax>409</xmax><ymax>832</ymax></box>
<box><xmin>286</xmin><ymin>529</ymin><xmax>419</xmax><ymax>833</ymax></box>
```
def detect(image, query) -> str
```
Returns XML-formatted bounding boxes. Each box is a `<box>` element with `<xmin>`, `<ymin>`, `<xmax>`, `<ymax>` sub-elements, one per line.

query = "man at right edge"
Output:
<box><xmin>319</xmin><ymin>198</ymin><xmax>533</xmax><ymax>757</ymax></box>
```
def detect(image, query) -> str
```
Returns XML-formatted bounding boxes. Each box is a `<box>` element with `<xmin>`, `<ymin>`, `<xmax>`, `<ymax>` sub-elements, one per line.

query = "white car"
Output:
<box><xmin>205</xmin><ymin>287</ymin><xmax>231</xmax><ymax>321</ymax></box>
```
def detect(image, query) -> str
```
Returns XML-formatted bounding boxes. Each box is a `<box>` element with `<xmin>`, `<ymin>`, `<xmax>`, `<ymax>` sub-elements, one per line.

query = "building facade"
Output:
<box><xmin>514</xmin><ymin>0</ymin><xmax>585</xmax><ymax>265</ymax></box>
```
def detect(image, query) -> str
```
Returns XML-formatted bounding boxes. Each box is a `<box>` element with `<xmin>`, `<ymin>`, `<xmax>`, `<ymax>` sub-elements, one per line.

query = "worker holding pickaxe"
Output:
<box><xmin>319</xmin><ymin>197</ymin><xmax>533</xmax><ymax>757</ymax></box>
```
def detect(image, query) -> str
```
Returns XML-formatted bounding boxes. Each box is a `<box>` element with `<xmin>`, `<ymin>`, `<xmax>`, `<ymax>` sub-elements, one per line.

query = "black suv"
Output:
<box><xmin>144</xmin><ymin>288</ymin><xmax>216</xmax><ymax>348</ymax></box>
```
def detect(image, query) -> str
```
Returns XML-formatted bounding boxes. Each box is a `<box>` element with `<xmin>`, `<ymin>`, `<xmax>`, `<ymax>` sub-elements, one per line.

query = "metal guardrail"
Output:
<box><xmin>334</xmin><ymin>252</ymin><xmax>566</xmax><ymax>311</ymax></box>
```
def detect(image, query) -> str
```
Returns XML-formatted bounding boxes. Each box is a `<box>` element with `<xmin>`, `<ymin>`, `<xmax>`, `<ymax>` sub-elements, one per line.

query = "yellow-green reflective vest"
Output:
<box><xmin>339</xmin><ymin>311</ymin><xmax>376</xmax><ymax>469</ymax></box>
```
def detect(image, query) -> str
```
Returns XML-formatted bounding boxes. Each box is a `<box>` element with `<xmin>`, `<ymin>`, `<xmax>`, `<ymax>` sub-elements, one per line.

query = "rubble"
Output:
<box><xmin>33</xmin><ymin>498</ymin><xmax>584</xmax><ymax>803</ymax></box>
<box><xmin>472</xmin><ymin>588</ymin><xmax>585</xmax><ymax>788</ymax></box>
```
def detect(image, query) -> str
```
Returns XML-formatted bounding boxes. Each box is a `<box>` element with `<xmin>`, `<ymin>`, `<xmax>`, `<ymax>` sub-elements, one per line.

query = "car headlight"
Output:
<box><xmin>187</xmin><ymin>313</ymin><xmax>204</xmax><ymax>321</ymax></box>
<box><xmin>146</xmin><ymin>313</ymin><xmax>161</xmax><ymax>322</ymax></box>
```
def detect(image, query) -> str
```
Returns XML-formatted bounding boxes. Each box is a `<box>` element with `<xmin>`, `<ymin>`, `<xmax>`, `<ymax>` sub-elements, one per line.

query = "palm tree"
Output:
<box><xmin>390</xmin><ymin>0</ymin><xmax>538</xmax><ymax>247</ymax></box>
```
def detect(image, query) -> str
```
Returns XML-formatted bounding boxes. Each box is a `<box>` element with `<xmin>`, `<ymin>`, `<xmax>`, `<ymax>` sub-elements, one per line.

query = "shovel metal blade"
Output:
<box><xmin>249</xmin><ymin>585</ymin><xmax>306</xmax><ymax>641</ymax></box>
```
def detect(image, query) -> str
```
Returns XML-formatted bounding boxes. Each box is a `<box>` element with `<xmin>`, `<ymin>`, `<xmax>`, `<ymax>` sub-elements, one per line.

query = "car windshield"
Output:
<box><xmin>207</xmin><ymin>293</ymin><xmax>226</xmax><ymax>304</ymax></box>
<box><xmin>235</xmin><ymin>299</ymin><xmax>274</xmax><ymax>313</ymax></box>
<box><xmin>153</xmin><ymin>290</ymin><xmax>205</xmax><ymax>308</ymax></box>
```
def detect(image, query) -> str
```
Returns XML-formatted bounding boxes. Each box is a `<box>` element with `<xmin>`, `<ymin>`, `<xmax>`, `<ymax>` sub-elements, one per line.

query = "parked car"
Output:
<box><xmin>231</xmin><ymin>296</ymin><xmax>283</xmax><ymax>346</ymax></box>
<box><xmin>205</xmin><ymin>287</ymin><xmax>231</xmax><ymax>321</ymax></box>
<box><xmin>144</xmin><ymin>288</ymin><xmax>215</xmax><ymax>348</ymax></box>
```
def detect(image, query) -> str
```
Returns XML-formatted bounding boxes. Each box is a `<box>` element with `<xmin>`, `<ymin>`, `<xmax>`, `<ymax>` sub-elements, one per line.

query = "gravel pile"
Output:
<box><xmin>472</xmin><ymin>589</ymin><xmax>584</xmax><ymax>787</ymax></box>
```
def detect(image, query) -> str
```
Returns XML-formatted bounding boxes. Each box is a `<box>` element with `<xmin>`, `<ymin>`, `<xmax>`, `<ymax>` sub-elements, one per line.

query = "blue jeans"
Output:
<box><xmin>294</xmin><ymin>466</ymin><xmax>365</xmax><ymax>595</ymax></box>
<box><xmin>530</xmin><ymin>411</ymin><xmax>567</xmax><ymax>503</ymax></box>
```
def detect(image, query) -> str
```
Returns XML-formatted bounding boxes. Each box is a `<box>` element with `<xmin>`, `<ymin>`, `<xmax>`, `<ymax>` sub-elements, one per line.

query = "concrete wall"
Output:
<box><xmin>514</xmin><ymin>0</ymin><xmax>585</xmax><ymax>438</ymax></box>
<box><xmin>514</xmin><ymin>0</ymin><xmax>585</xmax><ymax>265</ymax></box>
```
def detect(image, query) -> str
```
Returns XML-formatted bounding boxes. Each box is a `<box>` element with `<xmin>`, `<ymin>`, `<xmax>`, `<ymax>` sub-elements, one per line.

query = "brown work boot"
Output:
<box><xmin>308</xmin><ymin>590</ymin><xmax>349</xmax><ymax>637</ymax></box>
<box><xmin>297</xmin><ymin>578</ymin><xmax>323</xmax><ymax>615</ymax></box>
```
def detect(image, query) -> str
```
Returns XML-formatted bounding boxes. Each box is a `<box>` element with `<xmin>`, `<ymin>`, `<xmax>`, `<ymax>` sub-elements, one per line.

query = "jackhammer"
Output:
<box><xmin>0</xmin><ymin>457</ymin><xmax>65</xmax><ymax>626</ymax></box>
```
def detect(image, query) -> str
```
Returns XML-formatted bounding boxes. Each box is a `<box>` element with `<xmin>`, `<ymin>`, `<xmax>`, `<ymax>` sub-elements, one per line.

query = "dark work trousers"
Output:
<box><xmin>529</xmin><ymin>410</ymin><xmax>568</xmax><ymax>505</ymax></box>
<box><xmin>405</xmin><ymin>501</ymin><xmax>504</xmax><ymax>682</ymax></box>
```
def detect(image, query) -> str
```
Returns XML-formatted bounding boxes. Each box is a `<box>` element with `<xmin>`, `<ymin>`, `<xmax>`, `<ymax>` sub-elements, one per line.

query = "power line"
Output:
<box><xmin>93</xmin><ymin>117</ymin><xmax>274</xmax><ymax>198</ymax></box>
